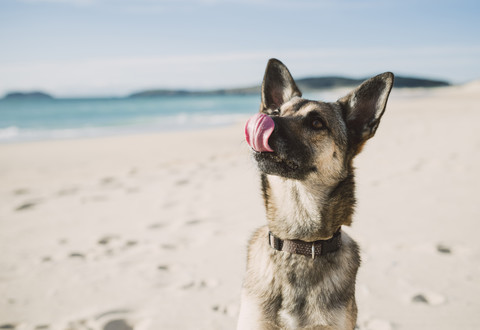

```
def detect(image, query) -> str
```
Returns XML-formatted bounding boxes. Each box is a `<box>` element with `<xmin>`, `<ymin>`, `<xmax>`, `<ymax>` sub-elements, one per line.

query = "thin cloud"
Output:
<box><xmin>19</xmin><ymin>0</ymin><xmax>96</xmax><ymax>5</ymax></box>
<box><xmin>17</xmin><ymin>0</ymin><xmax>387</xmax><ymax>9</ymax></box>
<box><xmin>1</xmin><ymin>45</ymin><xmax>478</xmax><ymax>97</ymax></box>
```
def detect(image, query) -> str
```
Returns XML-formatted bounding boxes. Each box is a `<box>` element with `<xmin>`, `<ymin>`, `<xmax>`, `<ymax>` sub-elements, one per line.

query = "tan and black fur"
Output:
<box><xmin>238</xmin><ymin>59</ymin><xmax>394</xmax><ymax>329</ymax></box>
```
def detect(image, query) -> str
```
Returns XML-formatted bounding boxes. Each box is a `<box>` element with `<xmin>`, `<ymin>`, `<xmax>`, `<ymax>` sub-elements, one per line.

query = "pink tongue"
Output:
<box><xmin>245</xmin><ymin>113</ymin><xmax>275</xmax><ymax>152</ymax></box>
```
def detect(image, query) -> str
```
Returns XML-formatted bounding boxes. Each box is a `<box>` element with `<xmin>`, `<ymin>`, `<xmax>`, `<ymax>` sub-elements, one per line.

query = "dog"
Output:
<box><xmin>238</xmin><ymin>59</ymin><xmax>393</xmax><ymax>329</ymax></box>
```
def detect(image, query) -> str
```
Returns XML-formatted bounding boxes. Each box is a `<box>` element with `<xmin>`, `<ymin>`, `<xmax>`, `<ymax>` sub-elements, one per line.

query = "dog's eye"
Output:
<box><xmin>271</xmin><ymin>109</ymin><xmax>280</xmax><ymax>116</ymax></box>
<box><xmin>311</xmin><ymin>118</ymin><xmax>325</xmax><ymax>130</ymax></box>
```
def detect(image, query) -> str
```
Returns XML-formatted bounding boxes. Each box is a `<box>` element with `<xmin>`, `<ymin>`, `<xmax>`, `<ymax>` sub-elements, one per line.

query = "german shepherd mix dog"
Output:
<box><xmin>238</xmin><ymin>59</ymin><xmax>393</xmax><ymax>329</ymax></box>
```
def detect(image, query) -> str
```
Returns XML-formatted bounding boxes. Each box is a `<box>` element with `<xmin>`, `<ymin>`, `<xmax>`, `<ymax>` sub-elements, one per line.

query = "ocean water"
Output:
<box><xmin>0</xmin><ymin>91</ymin><xmax>338</xmax><ymax>143</ymax></box>
<box><xmin>0</xmin><ymin>95</ymin><xmax>261</xmax><ymax>143</ymax></box>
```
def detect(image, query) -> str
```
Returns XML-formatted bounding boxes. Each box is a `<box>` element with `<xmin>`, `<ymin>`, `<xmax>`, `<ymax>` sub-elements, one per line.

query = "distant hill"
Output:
<box><xmin>129</xmin><ymin>86</ymin><xmax>260</xmax><ymax>98</ymax></box>
<box><xmin>3</xmin><ymin>91</ymin><xmax>54</xmax><ymax>100</ymax></box>
<box><xmin>391</xmin><ymin>76</ymin><xmax>450</xmax><ymax>88</ymax></box>
<box><xmin>129</xmin><ymin>75</ymin><xmax>450</xmax><ymax>98</ymax></box>
<box><xmin>296</xmin><ymin>76</ymin><xmax>450</xmax><ymax>90</ymax></box>
<box><xmin>128</xmin><ymin>89</ymin><xmax>193</xmax><ymax>97</ymax></box>
<box><xmin>2</xmin><ymin>75</ymin><xmax>451</xmax><ymax>100</ymax></box>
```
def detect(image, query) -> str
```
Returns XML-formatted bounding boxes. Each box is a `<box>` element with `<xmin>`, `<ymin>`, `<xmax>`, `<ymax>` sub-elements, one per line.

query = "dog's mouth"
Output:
<box><xmin>256</xmin><ymin>152</ymin><xmax>299</xmax><ymax>170</ymax></box>
<box><xmin>253</xmin><ymin>151</ymin><xmax>315</xmax><ymax>180</ymax></box>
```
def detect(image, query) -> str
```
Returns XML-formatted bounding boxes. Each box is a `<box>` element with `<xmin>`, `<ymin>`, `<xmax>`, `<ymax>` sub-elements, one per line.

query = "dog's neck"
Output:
<box><xmin>262</xmin><ymin>173</ymin><xmax>355</xmax><ymax>241</ymax></box>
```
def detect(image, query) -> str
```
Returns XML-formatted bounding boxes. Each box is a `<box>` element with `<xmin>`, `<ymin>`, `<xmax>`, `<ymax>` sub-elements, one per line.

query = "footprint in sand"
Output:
<box><xmin>95</xmin><ymin>310</ymin><xmax>134</xmax><ymax>330</ymax></box>
<box><xmin>185</xmin><ymin>219</ymin><xmax>202</xmax><ymax>226</ymax></box>
<box><xmin>124</xmin><ymin>240</ymin><xmax>138</xmax><ymax>248</ymax></box>
<box><xmin>100</xmin><ymin>177</ymin><xmax>116</xmax><ymax>185</ymax></box>
<box><xmin>69</xmin><ymin>252</ymin><xmax>86</xmax><ymax>259</ymax></box>
<box><xmin>148</xmin><ymin>222</ymin><xmax>166</xmax><ymax>229</ymax></box>
<box><xmin>57</xmin><ymin>186</ymin><xmax>79</xmax><ymax>196</ymax></box>
<box><xmin>15</xmin><ymin>200</ymin><xmax>40</xmax><ymax>211</ymax></box>
<box><xmin>15</xmin><ymin>202</ymin><xmax>35</xmax><ymax>211</ymax></box>
<box><xmin>160</xmin><ymin>244</ymin><xmax>176</xmax><ymax>250</ymax></box>
<box><xmin>62</xmin><ymin>310</ymin><xmax>133</xmax><ymax>330</ymax></box>
<box><xmin>162</xmin><ymin>201</ymin><xmax>177</xmax><ymax>209</ymax></box>
<box><xmin>180</xmin><ymin>278</ymin><xmax>219</xmax><ymax>290</ymax></box>
<box><xmin>103</xmin><ymin>319</ymin><xmax>133</xmax><ymax>330</ymax></box>
<box><xmin>97</xmin><ymin>235</ymin><xmax>119</xmax><ymax>245</ymax></box>
<box><xmin>13</xmin><ymin>188</ymin><xmax>29</xmax><ymax>195</ymax></box>
<box><xmin>175</xmin><ymin>178</ymin><xmax>190</xmax><ymax>186</ymax></box>
<box><xmin>99</xmin><ymin>177</ymin><xmax>123</xmax><ymax>190</ymax></box>
<box><xmin>211</xmin><ymin>303</ymin><xmax>238</xmax><ymax>318</ymax></box>
<box><xmin>0</xmin><ymin>324</ymin><xmax>16</xmax><ymax>329</ymax></box>
<box><xmin>125</xmin><ymin>187</ymin><xmax>140</xmax><ymax>194</ymax></box>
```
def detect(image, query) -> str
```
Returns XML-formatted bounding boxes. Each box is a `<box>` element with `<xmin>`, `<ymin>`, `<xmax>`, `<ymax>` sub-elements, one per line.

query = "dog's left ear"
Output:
<box><xmin>260</xmin><ymin>58</ymin><xmax>302</xmax><ymax>112</ymax></box>
<box><xmin>338</xmin><ymin>72</ymin><xmax>394</xmax><ymax>147</ymax></box>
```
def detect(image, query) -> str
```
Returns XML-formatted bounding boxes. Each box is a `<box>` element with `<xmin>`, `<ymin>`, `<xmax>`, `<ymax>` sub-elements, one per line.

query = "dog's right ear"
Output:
<box><xmin>260</xmin><ymin>59</ymin><xmax>302</xmax><ymax>112</ymax></box>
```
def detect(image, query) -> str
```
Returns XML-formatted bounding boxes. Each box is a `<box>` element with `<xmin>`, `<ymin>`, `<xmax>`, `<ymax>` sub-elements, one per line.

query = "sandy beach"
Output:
<box><xmin>1</xmin><ymin>84</ymin><xmax>480</xmax><ymax>330</ymax></box>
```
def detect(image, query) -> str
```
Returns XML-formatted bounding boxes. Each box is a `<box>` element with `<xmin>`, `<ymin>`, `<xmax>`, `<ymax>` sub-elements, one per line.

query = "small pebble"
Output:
<box><xmin>436</xmin><ymin>244</ymin><xmax>452</xmax><ymax>254</ymax></box>
<box><xmin>412</xmin><ymin>294</ymin><xmax>428</xmax><ymax>303</ymax></box>
<box><xmin>412</xmin><ymin>292</ymin><xmax>446</xmax><ymax>306</ymax></box>
<box><xmin>98</xmin><ymin>237</ymin><xmax>111</xmax><ymax>245</ymax></box>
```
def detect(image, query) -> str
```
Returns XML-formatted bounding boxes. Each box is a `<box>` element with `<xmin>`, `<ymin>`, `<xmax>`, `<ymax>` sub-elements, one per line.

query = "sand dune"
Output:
<box><xmin>1</xmin><ymin>84</ymin><xmax>479</xmax><ymax>329</ymax></box>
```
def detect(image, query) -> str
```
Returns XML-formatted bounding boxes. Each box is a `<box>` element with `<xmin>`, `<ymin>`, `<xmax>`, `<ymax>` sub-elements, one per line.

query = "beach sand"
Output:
<box><xmin>1</xmin><ymin>84</ymin><xmax>479</xmax><ymax>329</ymax></box>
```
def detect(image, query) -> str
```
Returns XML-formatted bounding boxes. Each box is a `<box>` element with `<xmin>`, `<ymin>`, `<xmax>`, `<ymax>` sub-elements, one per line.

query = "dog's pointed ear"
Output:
<box><xmin>260</xmin><ymin>58</ymin><xmax>302</xmax><ymax>112</ymax></box>
<box><xmin>338</xmin><ymin>72</ymin><xmax>394</xmax><ymax>147</ymax></box>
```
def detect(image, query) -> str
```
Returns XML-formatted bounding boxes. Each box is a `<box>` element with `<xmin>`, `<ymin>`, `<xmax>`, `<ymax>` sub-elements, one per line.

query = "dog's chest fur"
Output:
<box><xmin>243</xmin><ymin>226</ymin><xmax>360</xmax><ymax>329</ymax></box>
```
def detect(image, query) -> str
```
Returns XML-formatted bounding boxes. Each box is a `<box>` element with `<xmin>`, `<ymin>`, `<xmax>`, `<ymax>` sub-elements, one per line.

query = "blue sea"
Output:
<box><xmin>0</xmin><ymin>91</ymin><xmax>336</xmax><ymax>143</ymax></box>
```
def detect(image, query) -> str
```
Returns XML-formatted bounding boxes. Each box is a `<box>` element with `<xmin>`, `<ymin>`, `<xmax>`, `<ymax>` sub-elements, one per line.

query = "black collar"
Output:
<box><xmin>268</xmin><ymin>228</ymin><xmax>342</xmax><ymax>259</ymax></box>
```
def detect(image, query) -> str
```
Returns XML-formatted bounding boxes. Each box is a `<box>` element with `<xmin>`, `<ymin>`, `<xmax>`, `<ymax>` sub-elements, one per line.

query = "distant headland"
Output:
<box><xmin>3</xmin><ymin>91</ymin><xmax>54</xmax><ymax>100</ymax></box>
<box><xmin>128</xmin><ymin>75</ymin><xmax>451</xmax><ymax>98</ymax></box>
<box><xmin>1</xmin><ymin>75</ymin><xmax>450</xmax><ymax>100</ymax></box>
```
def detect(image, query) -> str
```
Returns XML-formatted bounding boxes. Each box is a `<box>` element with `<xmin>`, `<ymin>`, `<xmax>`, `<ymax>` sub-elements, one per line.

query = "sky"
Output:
<box><xmin>0</xmin><ymin>0</ymin><xmax>479</xmax><ymax>97</ymax></box>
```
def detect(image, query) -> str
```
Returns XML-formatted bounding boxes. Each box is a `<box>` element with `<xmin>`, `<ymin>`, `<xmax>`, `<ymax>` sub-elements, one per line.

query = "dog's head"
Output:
<box><xmin>246</xmin><ymin>58</ymin><xmax>394</xmax><ymax>185</ymax></box>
